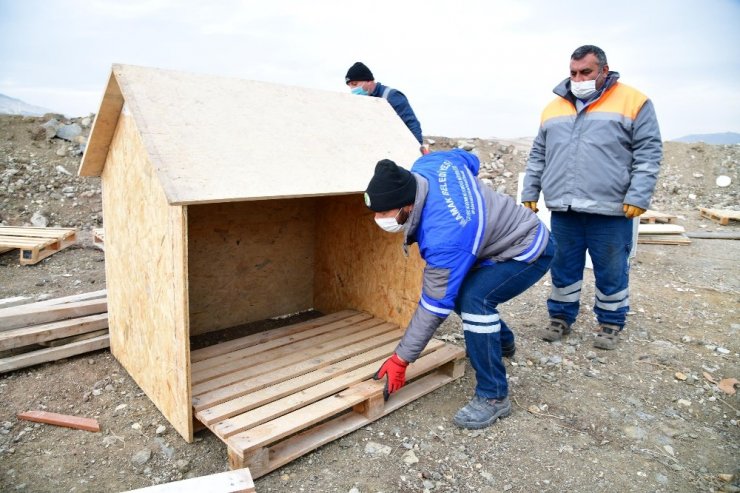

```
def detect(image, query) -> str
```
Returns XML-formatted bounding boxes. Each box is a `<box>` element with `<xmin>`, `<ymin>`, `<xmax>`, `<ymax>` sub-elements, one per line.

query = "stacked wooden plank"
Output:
<box><xmin>191</xmin><ymin>310</ymin><xmax>465</xmax><ymax>478</ymax></box>
<box><xmin>0</xmin><ymin>290</ymin><xmax>108</xmax><ymax>373</ymax></box>
<box><xmin>699</xmin><ymin>207</ymin><xmax>740</xmax><ymax>225</ymax></box>
<box><xmin>0</xmin><ymin>226</ymin><xmax>78</xmax><ymax>265</ymax></box>
<box><xmin>637</xmin><ymin>210</ymin><xmax>690</xmax><ymax>245</ymax></box>
<box><xmin>122</xmin><ymin>468</ymin><xmax>255</xmax><ymax>493</ymax></box>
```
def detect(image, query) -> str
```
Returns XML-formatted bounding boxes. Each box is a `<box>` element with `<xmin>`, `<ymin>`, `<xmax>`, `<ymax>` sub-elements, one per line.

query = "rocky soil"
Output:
<box><xmin>0</xmin><ymin>115</ymin><xmax>738</xmax><ymax>493</ymax></box>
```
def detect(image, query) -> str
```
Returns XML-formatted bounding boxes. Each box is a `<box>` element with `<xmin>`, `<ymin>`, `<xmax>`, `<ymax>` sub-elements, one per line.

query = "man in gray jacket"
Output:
<box><xmin>522</xmin><ymin>45</ymin><xmax>662</xmax><ymax>350</ymax></box>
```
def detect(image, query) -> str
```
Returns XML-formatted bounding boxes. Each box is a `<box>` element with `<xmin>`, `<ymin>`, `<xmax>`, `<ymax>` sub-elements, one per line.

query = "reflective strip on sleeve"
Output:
<box><xmin>420</xmin><ymin>297</ymin><xmax>452</xmax><ymax>316</ymax></box>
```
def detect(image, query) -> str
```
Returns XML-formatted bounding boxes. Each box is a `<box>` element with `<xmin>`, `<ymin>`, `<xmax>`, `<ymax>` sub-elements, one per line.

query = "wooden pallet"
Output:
<box><xmin>698</xmin><ymin>207</ymin><xmax>740</xmax><ymax>225</ymax></box>
<box><xmin>638</xmin><ymin>234</ymin><xmax>691</xmax><ymax>245</ymax></box>
<box><xmin>0</xmin><ymin>226</ymin><xmax>77</xmax><ymax>265</ymax></box>
<box><xmin>640</xmin><ymin>210</ymin><xmax>677</xmax><ymax>224</ymax></box>
<box><xmin>191</xmin><ymin>310</ymin><xmax>465</xmax><ymax>479</ymax></box>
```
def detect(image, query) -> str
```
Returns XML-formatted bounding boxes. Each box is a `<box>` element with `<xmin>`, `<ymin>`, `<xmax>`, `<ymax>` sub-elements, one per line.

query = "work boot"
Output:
<box><xmin>538</xmin><ymin>318</ymin><xmax>571</xmax><ymax>342</ymax></box>
<box><xmin>452</xmin><ymin>395</ymin><xmax>512</xmax><ymax>429</ymax></box>
<box><xmin>501</xmin><ymin>343</ymin><xmax>516</xmax><ymax>358</ymax></box>
<box><xmin>593</xmin><ymin>324</ymin><xmax>621</xmax><ymax>350</ymax></box>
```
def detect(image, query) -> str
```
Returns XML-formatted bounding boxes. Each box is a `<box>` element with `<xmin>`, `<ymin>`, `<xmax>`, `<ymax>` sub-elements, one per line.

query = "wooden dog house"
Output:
<box><xmin>79</xmin><ymin>65</ymin><xmax>465</xmax><ymax>476</ymax></box>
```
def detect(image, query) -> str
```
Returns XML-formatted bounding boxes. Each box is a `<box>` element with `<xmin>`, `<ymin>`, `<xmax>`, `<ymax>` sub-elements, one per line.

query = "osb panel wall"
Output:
<box><xmin>101</xmin><ymin>108</ymin><xmax>192</xmax><ymax>441</ymax></box>
<box><xmin>313</xmin><ymin>195</ymin><xmax>424</xmax><ymax>327</ymax></box>
<box><xmin>187</xmin><ymin>198</ymin><xmax>316</xmax><ymax>335</ymax></box>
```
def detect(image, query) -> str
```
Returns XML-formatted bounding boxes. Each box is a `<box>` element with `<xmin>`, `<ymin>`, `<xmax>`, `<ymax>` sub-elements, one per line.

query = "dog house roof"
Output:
<box><xmin>79</xmin><ymin>64</ymin><xmax>420</xmax><ymax>205</ymax></box>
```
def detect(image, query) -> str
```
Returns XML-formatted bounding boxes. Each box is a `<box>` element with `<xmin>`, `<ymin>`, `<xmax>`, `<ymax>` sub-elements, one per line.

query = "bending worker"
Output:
<box><xmin>364</xmin><ymin>149</ymin><xmax>553</xmax><ymax>429</ymax></box>
<box><xmin>522</xmin><ymin>44</ymin><xmax>662</xmax><ymax>350</ymax></box>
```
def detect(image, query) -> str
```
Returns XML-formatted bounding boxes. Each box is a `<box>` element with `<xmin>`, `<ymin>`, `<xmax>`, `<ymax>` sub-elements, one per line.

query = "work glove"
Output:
<box><xmin>623</xmin><ymin>204</ymin><xmax>646</xmax><ymax>218</ymax></box>
<box><xmin>522</xmin><ymin>201</ymin><xmax>539</xmax><ymax>213</ymax></box>
<box><xmin>373</xmin><ymin>353</ymin><xmax>409</xmax><ymax>401</ymax></box>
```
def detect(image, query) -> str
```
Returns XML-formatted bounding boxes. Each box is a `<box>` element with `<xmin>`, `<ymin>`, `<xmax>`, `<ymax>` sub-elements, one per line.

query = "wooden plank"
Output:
<box><xmin>637</xmin><ymin>234</ymin><xmax>691</xmax><ymax>245</ymax></box>
<box><xmin>191</xmin><ymin>311</ymin><xmax>367</xmax><ymax>370</ymax></box>
<box><xmin>0</xmin><ymin>334</ymin><xmax>110</xmax><ymax>373</ymax></box>
<box><xmin>192</xmin><ymin>328</ymin><xmax>403</xmax><ymax>411</ymax></box>
<box><xmin>192</xmin><ymin>316</ymin><xmax>385</xmax><ymax>384</ymax></box>
<box><xmin>0</xmin><ymin>296</ymin><xmax>30</xmax><ymax>309</ymax></box>
<box><xmin>227</xmin><ymin>344</ymin><xmax>465</xmax><ymax>458</ymax></box>
<box><xmin>685</xmin><ymin>231</ymin><xmax>740</xmax><ymax>240</ymax></box>
<box><xmin>0</xmin><ymin>299</ymin><xmax>107</xmax><ymax>332</ymax></box>
<box><xmin>17</xmin><ymin>410</ymin><xmax>100</xmax><ymax>432</ymax></box>
<box><xmin>0</xmin><ymin>313</ymin><xmax>108</xmax><ymax>350</ymax></box>
<box><xmin>0</xmin><ymin>227</ymin><xmax>77</xmax><ymax>238</ymax></box>
<box><xmin>638</xmin><ymin>224</ymin><xmax>686</xmax><ymax>235</ymax></box>
<box><xmin>207</xmin><ymin>340</ymin><xmax>447</xmax><ymax>435</ymax></box>
<box><xmin>100</xmin><ymin>108</ymin><xmax>193</xmax><ymax>441</ymax></box>
<box><xmin>121</xmin><ymin>468</ymin><xmax>255</xmax><ymax>493</ymax></box>
<box><xmin>32</xmin><ymin>290</ymin><xmax>107</xmax><ymax>307</ymax></box>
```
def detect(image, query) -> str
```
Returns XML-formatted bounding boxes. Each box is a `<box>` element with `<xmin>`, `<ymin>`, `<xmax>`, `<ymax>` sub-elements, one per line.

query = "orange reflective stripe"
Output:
<box><xmin>540</xmin><ymin>82</ymin><xmax>648</xmax><ymax>124</ymax></box>
<box><xmin>541</xmin><ymin>98</ymin><xmax>575</xmax><ymax>124</ymax></box>
<box><xmin>587</xmin><ymin>83</ymin><xmax>647</xmax><ymax>120</ymax></box>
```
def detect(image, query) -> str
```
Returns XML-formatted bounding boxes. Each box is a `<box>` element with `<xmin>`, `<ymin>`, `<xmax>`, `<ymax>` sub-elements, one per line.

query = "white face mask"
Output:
<box><xmin>375</xmin><ymin>208</ymin><xmax>406</xmax><ymax>233</ymax></box>
<box><xmin>571</xmin><ymin>71</ymin><xmax>604</xmax><ymax>100</ymax></box>
<box><xmin>375</xmin><ymin>216</ymin><xmax>405</xmax><ymax>233</ymax></box>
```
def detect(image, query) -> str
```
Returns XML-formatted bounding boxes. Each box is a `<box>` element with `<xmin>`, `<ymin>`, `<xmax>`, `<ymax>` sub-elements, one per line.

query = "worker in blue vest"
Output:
<box><xmin>345</xmin><ymin>62</ymin><xmax>426</xmax><ymax>154</ymax></box>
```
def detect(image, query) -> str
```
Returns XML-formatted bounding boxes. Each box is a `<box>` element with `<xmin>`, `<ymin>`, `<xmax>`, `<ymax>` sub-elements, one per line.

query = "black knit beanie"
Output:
<box><xmin>345</xmin><ymin>62</ymin><xmax>374</xmax><ymax>84</ymax></box>
<box><xmin>364</xmin><ymin>159</ymin><xmax>416</xmax><ymax>212</ymax></box>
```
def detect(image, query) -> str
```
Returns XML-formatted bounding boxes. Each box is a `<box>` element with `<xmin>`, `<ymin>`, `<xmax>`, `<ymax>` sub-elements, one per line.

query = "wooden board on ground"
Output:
<box><xmin>122</xmin><ymin>468</ymin><xmax>255</xmax><ymax>493</ymax></box>
<box><xmin>698</xmin><ymin>207</ymin><xmax>740</xmax><ymax>225</ymax></box>
<box><xmin>191</xmin><ymin>311</ymin><xmax>465</xmax><ymax>479</ymax></box>
<box><xmin>638</xmin><ymin>234</ymin><xmax>691</xmax><ymax>245</ymax></box>
<box><xmin>17</xmin><ymin>410</ymin><xmax>101</xmax><ymax>432</ymax></box>
<box><xmin>638</xmin><ymin>224</ymin><xmax>686</xmax><ymax>235</ymax></box>
<box><xmin>640</xmin><ymin>210</ymin><xmax>677</xmax><ymax>224</ymax></box>
<box><xmin>0</xmin><ymin>226</ymin><xmax>77</xmax><ymax>265</ymax></box>
<box><xmin>0</xmin><ymin>334</ymin><xmax>110</xmax><ymax>374</ymax></box>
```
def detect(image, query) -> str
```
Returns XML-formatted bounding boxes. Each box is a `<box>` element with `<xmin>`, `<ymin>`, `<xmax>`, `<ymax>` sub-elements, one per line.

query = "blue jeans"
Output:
<box><xmin>547</xmin><ymin>211</ymin><xmax>632</xmax><ymax>328</ymax></box>
<box><xmin>455</xmin><ymin>239</ymin><xmax>554</xmax><ymax>399</ymax></box>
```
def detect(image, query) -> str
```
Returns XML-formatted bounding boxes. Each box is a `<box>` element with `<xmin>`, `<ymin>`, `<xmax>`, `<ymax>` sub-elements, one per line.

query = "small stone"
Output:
<box><xmin>674</xmin><ymin>372</ymin><xmax>687</xmax><ymax>381</ymax></box>
<box><xmin>716</xmin><ymin>347</ymin><xmax>730</xmax><ymax>354</ymax></box>
<box><xmin>364</xmin><ymin>441</ymin><xmax>391</xmax><ymax>455</ymax></box>
<box><xmin>663</xmin><ymin>444</ymin><xmax>675</xmax><ymax>456</ymax></box>
<box><xmin>131</xmin><ymin>423</ymin><xmax>141</xmax><ymax>430</ymax></box>
<box><xmin>175</xmin><ymin>459</ymin><xmax>190</xmax><ymax>473</ymax></box>
<box><xmin>114</xmin><ymin>404</ymin><xmax>127</xmax><ymax>412</ymax></box>
<box><xmin>155</xmin><ymin>425</ymin><xmax>166</xmax><ymax>435</ymax></box>
<box><xmin>677</xmin><ymin>399</ymin><xmax>691</xmax><ymax>407</ymax></box>
<box><xmin>131</xmin><ymin>449</ymin><xmax>152</xmax><ymax>466</ymax></box>
<box><xmin>504</xmin><ymin>485</ymin><xmax>513</xmax><ymax>491</ymax></box>
<box><xmin>402</xmin><ymin>450</ymin><xmax>419</xmax><ymax>465</ymax></box>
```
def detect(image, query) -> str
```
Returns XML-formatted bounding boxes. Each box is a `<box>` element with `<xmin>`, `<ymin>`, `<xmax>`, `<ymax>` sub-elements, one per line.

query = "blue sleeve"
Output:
<box><xmin>387</xmin><ymin>90</ymin><xmax>423</xmax><ymax>144</ymax></box>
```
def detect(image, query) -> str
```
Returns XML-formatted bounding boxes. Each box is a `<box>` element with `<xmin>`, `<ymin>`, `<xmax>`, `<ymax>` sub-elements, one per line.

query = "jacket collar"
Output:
<box><xmin>403</xmin><ymin>173</ymin><xmax>428</xmax><ymax>249</ymax></box>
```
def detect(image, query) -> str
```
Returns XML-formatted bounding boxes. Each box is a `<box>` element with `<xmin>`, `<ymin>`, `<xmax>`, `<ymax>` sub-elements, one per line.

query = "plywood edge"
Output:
<box><xmin>79</xmin><ymin>68</ymin><xmax>124</xmax><ymax>176</ymax></box>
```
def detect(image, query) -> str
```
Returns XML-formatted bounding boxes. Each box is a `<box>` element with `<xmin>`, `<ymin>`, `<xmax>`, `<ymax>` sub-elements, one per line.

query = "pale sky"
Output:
<box><xmin>1</xmin><ymin>0</ymin><xmax>738</xmax><ymax>140</ymax></box>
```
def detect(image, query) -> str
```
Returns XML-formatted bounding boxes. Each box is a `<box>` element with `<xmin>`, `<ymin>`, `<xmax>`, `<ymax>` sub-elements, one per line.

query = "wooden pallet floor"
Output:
<box><xmin>191</xmin><ymin>310</ymin><xmax>465</xmax><ymax>479</ymax></box>
<box><xmin>640</xmin><ymin>210</ymin><xmax>677</xmax><ymax>224</ymax></box>
<box><xmin>0</xmin><ymin>226</ymin><xmax>77</xmax><ymax>265</ymax></box>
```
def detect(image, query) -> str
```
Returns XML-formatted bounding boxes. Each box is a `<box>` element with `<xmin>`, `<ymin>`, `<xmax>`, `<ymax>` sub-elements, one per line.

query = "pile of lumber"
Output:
<box><xmin>0</xmin><ymin>290</ymin><xmax>109</xmax><ymax>373</ymax></box>
<box><xmin>0</xmin><ymin>226</ymin><xmax>77</xmax><ymax>265</ymax></box>
<box><xmin>638</xmin><ymin>210</ymin><xmax>690</xmax><ymax>245</ymax></box>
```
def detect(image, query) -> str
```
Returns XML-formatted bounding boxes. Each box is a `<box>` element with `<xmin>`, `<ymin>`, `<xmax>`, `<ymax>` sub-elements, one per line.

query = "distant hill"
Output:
<box><xmin>0</xmin><ymin>93</ymin><xmax>53</xmax><ymax>117</ymax></box>
<box><xmin>672</xmin><ymin>132</ymin><xmax>740</xmax><ymax>145</ymax></box>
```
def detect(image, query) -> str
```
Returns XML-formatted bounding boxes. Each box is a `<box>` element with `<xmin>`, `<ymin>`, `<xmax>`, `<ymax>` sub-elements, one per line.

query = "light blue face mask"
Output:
<box><xmin>351</xmin><ymin>86</ymin><xmax>368</xmax><ymax>96</ymax></box>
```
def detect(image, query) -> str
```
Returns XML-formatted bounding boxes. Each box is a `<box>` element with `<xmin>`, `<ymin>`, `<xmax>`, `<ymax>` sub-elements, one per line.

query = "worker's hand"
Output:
<box><xmin>373</xmin><ymin>353</ymin><xmax>409</xmax><ymax>401</ymax></box>
<box><xmin>623</xmin><ymin>203</ymin><xmax>646</xmax><ymax>218</ymax></box>
<box><xmin>420</xmin><ymin>145</ymin><xmax>430</xmax><ymax>155</ymax></box>
<box><xmin>522</xmin><ymin>201</ymin><xmax>539</xmax><ymax>213</ymax></box>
